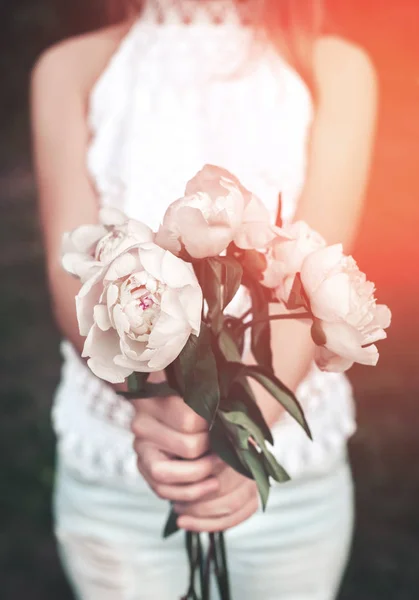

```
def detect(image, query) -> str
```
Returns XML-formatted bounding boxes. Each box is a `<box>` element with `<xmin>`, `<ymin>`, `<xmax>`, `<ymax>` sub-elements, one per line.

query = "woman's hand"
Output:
<box><xmin>174</xmin><ymin>463</ymin><xmax>259</xmax><ymax>533</ymax></box>
<box><xmin>131</xmin><ymin>395</ymin><xmax>220</xmax><ymax>503</ymax></box>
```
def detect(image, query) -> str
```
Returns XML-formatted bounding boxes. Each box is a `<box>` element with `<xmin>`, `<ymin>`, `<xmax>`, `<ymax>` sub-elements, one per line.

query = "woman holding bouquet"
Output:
<box><xmin>32</xmin><ymin>0</ymin><xmax>378</xmax><ymax>598</ymax></box>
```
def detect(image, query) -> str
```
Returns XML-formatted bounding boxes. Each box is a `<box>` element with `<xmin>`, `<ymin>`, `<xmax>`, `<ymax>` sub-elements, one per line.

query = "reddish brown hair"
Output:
<box><xmin>108</xmin><ymin>0</ymin><xmax>324</xmax><ymax>94</ymax></box>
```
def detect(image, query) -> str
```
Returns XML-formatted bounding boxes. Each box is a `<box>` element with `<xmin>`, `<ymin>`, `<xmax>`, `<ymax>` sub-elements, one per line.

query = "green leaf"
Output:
<box><xmin>216</xmin><ymin>255</ymin><xmax>243</xmax><ymax>310</ymax></box>
<box><xmin>224</xmin><ymin>316</ymin><xmax>246</xmax><ymax>356</ymax></box>
<box><xmin>228</xmin><ymin>363</ymin><xmax>312</xmax><ymax>439</ymax></box>
<box><xmin>222</xmin><ymin>410</ymin><xmax>289</xmax><ymax>487</ymax></box>
<box><xmin>226</xmin><ymin>382</ymin><xmax>274</xmax><ymax>445</ymax></box>
<box><xmin>248</xmin><ymin>283</ymin><xmax>273</xmax><ymax>370</ymax></box>
<box><xmin>241</xmin><ymin>249</ymin><xmax>268</xmax><ymax>280</ymax></box>
<box><xmin>311</xmin><ymin>318</ymin><xmax>327</xmax><ymax>346</ymax></box>
<box><xmin>194</xmin><ymin>259</ymin><xmax>224</xmax><ymax>334</ymax></box>
<box><xmin>218</xmin><ymin>328</ymin><xmax>242</xmax><ymax>363</ymax></box>
<box><xmin>165</xmin><ymin>362</ymin><xmax>183</xmax><ymax>396</ymax></box>
<box><xmin>286</xmin><ymin>273</ymin><xmax>310</xmax><ymax>311</ymax></box>
<box><xmin>163</xmin><ymin>507</ymin><xmax>179</xmax><ymax>539</ymax></box>
<box><xmin>223</xmin><ymin>411</ymin><xmax>268</xmax><ymax>449</ymax></box>
<box><xmin>127</xmin><ymin>372</ymin><xmax>149</xmax><ymax>393</ymax></box>
<box><xmin>118</xmin><ymin>381</ymin><xmax>178</xmax><ymax>400</ymax></box>
<box><xmin>240</xmin><ymin>446</ymin><xmax>270</xmax><ymax>510</ymax></box>
<box><xmin>209</xmin><ymin>418</ymin><xmax>253</xmax><ymax>479</ymax></box>
<box><xmin>261</xmin><ymin>452</ymin><xmax>290</xmax><ymax>483</ymax></box>
<box><xmin>177</xmin><ymin>328</ymin><xmax>220</xmax><ymax>426</ymax></box>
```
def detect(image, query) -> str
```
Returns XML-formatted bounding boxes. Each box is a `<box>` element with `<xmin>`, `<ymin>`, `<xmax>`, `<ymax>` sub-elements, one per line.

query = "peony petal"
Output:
<box><xmin>62</xmin><ymin>253</ymin><xmax>101</xmax><ymax>282</ymax></box>
<box><xmin>94</xmin><ymin>304</ymin><xmax>112</xmax><ymax>331</ymax></box>
<box><xmin>76</xmin><ymin>268</ymin><xmax>105</xmax><ymax>336</ymax></box>
<box><xmin>300</xmin><ymin>244</ymin><xmax>344</xmax><ymax>296</ymax></box>
<box><xmin>138</xmin><ymin>243</ymin><xmax>166</xmax><ymax>281</ymax></box>
<box><xmin>185</xmin><ymin>164</ymin><xmax>244</xmax><ymax>197</ymax></box>
<box><xmin>99</xmin><ymin>207</ymin><xmax>127</xmax><ymax>226</ymax></box>
<box><xmin>242</xmin><ymin>194</ymin><xmax>271</xmax><ymax>224</ymax></box>
<box><xmin>148</xmin><ymin>311</ymin><xmax>190</xmax><ymax>347</ymax></box>
<box><xmin>113</xmin><ymin>304</ymin><xmax>131</xmax><ymax>337</ymax></box>
<box><xmin>374</xmin><ymin>304</ymin><xmax>392</xmax><ymax>329</ymax></box>
<box><xmin>147</xmin><ymin>333</ymin><xmax>190</xmax><ymax>370</ymax></box>
<box><xmin>82</xmin><ymin>324</ymin><xmax>132</xmax><ymax>383</ymax></box>
<box><xmin>160</xmin><ymin>251</ymin><xmax>198</xmax><ymax>289</ymax></box>
<box><xmin>176</xmin><ymin>206</ymin><xmax>233</xmax><ymax>258</ymax></box>
<box><xmin>69</xmin><ymin>224</ymin><xmax>108</xmax><ymax>253</ymax></box>
<box><xmin>234</xmin><ymin>222</ymin><xmax>276</xmax><ymax>250</ymax></box>
<box><xmin>321</xmin><ymin>320</ymin><xmax>379</xmax><ymax>366</ymax></box>
<box><xmin>113</xmin><ymin>353</ymin><xmax>155</xmax><ymax>374</ymax></box>
<box><xmin>155</xmin><ymin>224</ymin><xmax>182</xmax><ymax>255</ymax></box>
<box><xmin>160</xmin><ymin>288</ymin><xmax>187</xmax><ymax>322</ymax></box>
<box><xmin>309</xmin><ymin>273</ymin><xmax>352</xmax><ymax>322</ymax></box>
<box><xmin>314</xmin><ymin>346</ymin><xmax>354</xmax><ymax>373</ymax></box>
<box><xmin>88</xmin><ymin>357</ymin><xmax>132</xmax><ymax>384</ymax></box>
<box><xmin>104</xmin><ymin>251</ymin><xmax>138</xmax><ymax>282</ymax></box>
<box><xmin>126</xmin><ymin>219</ymin><xmax>154</xmax><ymax>243</ymax></box>
<box><xmin>177</xmin><ymin>285</ymin><xmax>203</xmax><ymax>336</ymax></box>
<box><xmin>119</xmin><ymin>335</ymin><xmax>148</xmax><ymax>361</ymax></box>
<box><xmin>107</xmin><ymin>283</ymin><xmax>119</xmax><ymax>308</ymax></box>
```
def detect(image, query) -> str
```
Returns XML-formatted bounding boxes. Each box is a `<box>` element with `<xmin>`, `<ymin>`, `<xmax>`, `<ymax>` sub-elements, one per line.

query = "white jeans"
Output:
<box><xmin>54</xmin><ymin>451</ymin><xmax>354</xmax><ymax>600</ymax></box>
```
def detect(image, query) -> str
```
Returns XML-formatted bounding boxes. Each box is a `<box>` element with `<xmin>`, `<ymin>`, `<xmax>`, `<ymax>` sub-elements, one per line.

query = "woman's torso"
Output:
<box><xmin>53</xmin><ymin>0</ymin><xmax>356</xmax><ymax>485</ymax></box>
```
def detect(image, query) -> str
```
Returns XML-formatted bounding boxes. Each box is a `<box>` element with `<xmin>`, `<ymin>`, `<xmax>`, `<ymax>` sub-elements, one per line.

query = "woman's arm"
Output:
<box><xmin>253</xmin><ymin>36</ymin><xmax>379</xmax><ymax>426</ymax></box>
<box><xmin>32</xmin><ymin>43</ymin><xmax>98</xmax><ymax>352</ymax></box>
<box><xmin>31</xmin><ymin>29</ymin><xmax>130</xmax><ymax>352</ymax></box>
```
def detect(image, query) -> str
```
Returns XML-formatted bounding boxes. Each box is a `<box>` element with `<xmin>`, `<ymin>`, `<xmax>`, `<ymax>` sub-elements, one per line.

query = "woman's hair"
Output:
<box><xmin>108</xmin><ymin>0</ymin><xmax>324</xmax><ymax>94</ymax></box>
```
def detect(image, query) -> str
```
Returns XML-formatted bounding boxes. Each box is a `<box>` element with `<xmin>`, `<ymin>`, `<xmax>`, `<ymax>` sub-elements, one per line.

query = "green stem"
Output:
<box><xmin>240</xmin><ymin>311</ymin><xmax>311</xmax><ymax>332</ymax></box>
<box><xmin>211</xmin><ymin>532</ymin><xmax>231</xmax><ymax>600</ymax></box>
<box><xmin>197</xmin><ymin>534</ymin><xmax>206</xmax><ymax>598</ymax></box>
<box><xmin>183</xmin><ymin>532</ymin><xmax>201</xmax><ymax>600</ymax></box>
<box><xmin>240</xmin><ymin>307</ymin><xmax>252</xmax><ymax>322</ymax></box>
<box><xmin>202</xmin><ymin>534</ymin><xmax>214</xmax><ymax>600</ymax></box>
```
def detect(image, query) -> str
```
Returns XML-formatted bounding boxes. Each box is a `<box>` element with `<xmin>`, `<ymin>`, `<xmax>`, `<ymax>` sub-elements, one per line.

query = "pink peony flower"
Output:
<box><xmin>300</xmin><ymin>244</ymin><xmax>391</xmax><ymax>372</ymax></box>
<box><xmin>156</xmin><ymin>165</ymin><xmax>276</xmax><ymax>259</ymax></box>
<box><xmin>62</xmin><ymin>207</ymin><xmax>153</xmax><ymax>283</ymax></box>
<box><xmin>76</xmin><ymin>242</ymin><xmax>203</xmax><ymax>383</ymax></box>
<box><xmin>262</xmin><ymin>221</ymin><xmax>326</xmax><ymax>302</ymax></box>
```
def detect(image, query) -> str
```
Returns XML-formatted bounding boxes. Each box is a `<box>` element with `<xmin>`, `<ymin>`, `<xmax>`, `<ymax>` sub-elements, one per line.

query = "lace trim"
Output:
<box><xmin>140</xmin><ymin>0</ymin><xmax>259</xmax><ymax>26</ymax></box>
<box><xmin>54</xmin><ymin>342</ymin><xmax>355</xmax><ymax>481</ymax></box>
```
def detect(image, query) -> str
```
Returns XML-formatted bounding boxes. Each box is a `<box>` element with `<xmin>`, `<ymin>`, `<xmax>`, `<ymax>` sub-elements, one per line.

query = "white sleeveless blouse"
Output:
<box><xmin>53</xmin><ymin>2</ymin><xmax>356</xmax><ymax>483</ymax></box>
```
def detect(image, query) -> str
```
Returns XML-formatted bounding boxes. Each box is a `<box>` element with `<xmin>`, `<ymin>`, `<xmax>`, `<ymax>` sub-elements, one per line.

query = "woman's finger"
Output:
<box><xmin>173</xmin><ymin>480</ymin><xmax>257</xmax><ymax>518</ymax></box>
<box><xmin>132</xmin><ymin>396</ymin><xmax>208</xmax><ymax>434</ymax></box>
<box><xmin>132</xmin><ymin>413</ymin><xmax>209</xmax><ymax>459</ymax></box>
<box><xmin>136</xmin><ymin>446</ymin><xmax>220</xmax><ymax>502</ymax></box>
<box><xmin>177</xmin><ymin>493</ymin><xmax>259</xmax><ymax>533</ymax></box>
<box><xmin>143</xmin><ymin>451</ymin><xmax>221</xmax><ymax>485</ymax></box>
<box><xmin>150</xmin><ymin>475</ymin><xmax>219</xmax><ymax>503</ymax></box>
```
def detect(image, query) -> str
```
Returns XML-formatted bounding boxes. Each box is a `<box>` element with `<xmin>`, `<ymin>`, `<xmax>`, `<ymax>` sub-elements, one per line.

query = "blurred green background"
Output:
<box><xmin>0</xmin><ymin>1</ymin><xmax>418</xmax><ymax>598</ymax></box>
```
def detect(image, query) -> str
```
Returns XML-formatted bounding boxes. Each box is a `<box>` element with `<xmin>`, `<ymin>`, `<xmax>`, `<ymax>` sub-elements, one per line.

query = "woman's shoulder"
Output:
<box><xmin>31</xmin><ymin>21</ymin><xmax>134</xmax><ymax>103</ymax></box>
<box><xmin>313</xmin><ymin>35</ymin><xmax>377</xmax><ymax>99</ymax></box>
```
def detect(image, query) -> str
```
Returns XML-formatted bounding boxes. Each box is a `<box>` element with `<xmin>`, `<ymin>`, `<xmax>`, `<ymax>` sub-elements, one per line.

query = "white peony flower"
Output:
<box><xmin>262</xmin><ymin>221</ymin><xmax>326</xmax><ymax>301</ymax></box>
<box><xmin>300</xmin><ymin>244</ymin><xmax>391</xmax><ymax>372</ymax></box>
<box><xmin>77</xmin><ymin>242</ymin><xmax>203</xmax><ymax>383</ymax></box>
<box><xmin>156</xmin><ymin>165</ymin><xmax>276</xmax><ymax>259</ymax></box>
<box><xmin>62</xmin><ymin>207</ymin><xmax>154</xmax><ymax>283</ymax></box>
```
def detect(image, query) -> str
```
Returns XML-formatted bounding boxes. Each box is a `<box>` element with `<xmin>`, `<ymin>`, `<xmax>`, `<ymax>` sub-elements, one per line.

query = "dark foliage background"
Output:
<box><xmin>0</xmin><ymin>1</ymin><xmax>418</xmax><ymax>598</ymax></box>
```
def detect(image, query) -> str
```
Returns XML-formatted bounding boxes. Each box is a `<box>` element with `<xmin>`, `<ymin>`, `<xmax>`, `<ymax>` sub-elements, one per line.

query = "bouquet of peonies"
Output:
<box><xmin>62</xmin><ymin>165</ymin><xmax>390</xmax><ymax>600</ymax></box>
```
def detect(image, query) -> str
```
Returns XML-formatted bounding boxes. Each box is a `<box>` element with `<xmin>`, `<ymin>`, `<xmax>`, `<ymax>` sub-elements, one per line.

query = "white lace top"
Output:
<box><xmin>53</xmin><ymin>0</ymin><xmax>356</xmax><ymax>483</ymax></box>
